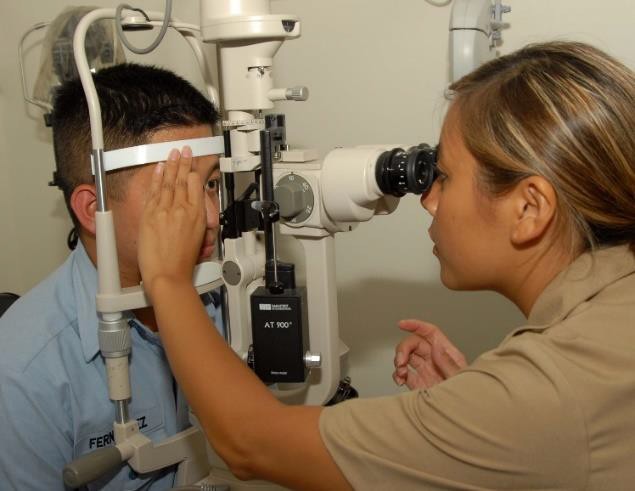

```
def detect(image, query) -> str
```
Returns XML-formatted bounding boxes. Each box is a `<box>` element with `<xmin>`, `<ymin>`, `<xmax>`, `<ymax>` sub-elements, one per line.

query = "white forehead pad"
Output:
<box><xmin>91</xmin><ymin>136</ymin><xmax>225</xmax><ymax>174</ymax></box>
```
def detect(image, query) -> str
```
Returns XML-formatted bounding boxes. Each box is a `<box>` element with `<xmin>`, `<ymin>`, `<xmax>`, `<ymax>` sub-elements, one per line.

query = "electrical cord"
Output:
<box><xmin>67</xmin><ymin>227</ymin><xmax>79</xmax><ymax>250</ymax></box>
<box><xmin>115</xmin><ymin>0</ymin><xmax>172</xmax><ymax>54</ymax></box>
<box><xmin>325</xmin><ymin>377</ymin><xmax>359</xmax><ymax>406</ymax></box>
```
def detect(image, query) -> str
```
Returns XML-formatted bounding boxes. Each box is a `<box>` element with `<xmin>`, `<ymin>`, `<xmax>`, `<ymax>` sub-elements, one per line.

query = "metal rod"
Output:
<box><xmin>260</xmin><ymin>130</ymin><xmax>275</xmax><ymax>203</ymax></box>
<box><xmin>222</xmin><ymin>129</ymin><xmax>234</xmax><ymax>209</ymax></box>
<box><xmin>219</xmin><ymin>130</ymin><xmax>232</xmax><ymax>345</ymax></box>
<box><xmin>92</xmin><ymin>149</ymin><xmax>108</xmax><ymax>212</ymax></box>
<box><xmin>259</xmin><ymin>130</ymin><xmax>281</xmax><ymax>291</ymax></box>
<box><xmin>115</xmin><ymin>400</ymin><xmax>129</xmax><ymax>424</ymax></box>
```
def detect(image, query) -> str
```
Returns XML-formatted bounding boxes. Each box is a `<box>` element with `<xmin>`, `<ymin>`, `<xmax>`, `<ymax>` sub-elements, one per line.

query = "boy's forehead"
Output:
<box><xmin>150</xmin><ymin>124</ymin><xmax>213</xmax><ymax>143</ymax></box>
<box><xmin>194</xmin><ymin>154</ymin><xmax>220</xmax><ymax>174</ymax></box>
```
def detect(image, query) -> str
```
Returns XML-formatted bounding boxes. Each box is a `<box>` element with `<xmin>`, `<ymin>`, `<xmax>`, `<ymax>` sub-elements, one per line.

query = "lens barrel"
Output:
<box><xmin>375</xmin><ymin>143</ymin><xmax>437</xmax><ymax>197</ymax></box>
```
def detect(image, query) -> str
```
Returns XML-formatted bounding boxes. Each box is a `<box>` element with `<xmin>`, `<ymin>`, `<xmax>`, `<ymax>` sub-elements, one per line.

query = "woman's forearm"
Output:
<box><xmin>151</xmin><ymin>278</ymin><xmax>351</xmax><ymax>490</ymax></box>
<box><xmin>151</xmin><ymin>278</ymin><xmax>281</xmax><ymax>455</ymax></box>
<box><xmin>138</xmin><ymin>154</ymin><xmax>351</xmax><ymax>489</ymax></box>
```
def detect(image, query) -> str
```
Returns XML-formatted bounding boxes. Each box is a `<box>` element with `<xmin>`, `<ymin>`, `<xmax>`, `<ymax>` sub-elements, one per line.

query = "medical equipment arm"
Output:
<box><xmin>136</xmin><ymin>182</ymin><xmax>351</xmax><ymax>487</ymax></box>
<box><xmin>63</xmin><ymin>7</ymin><xmax>220</xmax><ymax>487</ymax></box>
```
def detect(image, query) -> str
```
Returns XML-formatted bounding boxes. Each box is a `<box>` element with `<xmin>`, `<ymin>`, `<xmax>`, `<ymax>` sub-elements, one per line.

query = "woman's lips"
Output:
<box><xmin>428</xmin><ymin>229</ymin><xmax>438</xmax><ymax>256</ymax></box>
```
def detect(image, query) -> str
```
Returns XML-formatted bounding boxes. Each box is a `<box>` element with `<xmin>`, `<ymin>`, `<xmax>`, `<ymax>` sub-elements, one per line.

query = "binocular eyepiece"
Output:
<box><xmin>375</xmin><ymin>143</ymin><xmax>438</xmax><ymax>197</ymax></box>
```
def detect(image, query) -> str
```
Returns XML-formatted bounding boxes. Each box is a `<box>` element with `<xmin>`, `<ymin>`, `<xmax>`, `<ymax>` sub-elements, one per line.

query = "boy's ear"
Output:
<box><xmin>70</xmin><ymin>184</ymin><xmax>98</xmax><ymax>236</ymax></box>
<box><xmin>509</xmin><ymin>176</ymin><xmax>557</xmax><ymax>246</ymax></box>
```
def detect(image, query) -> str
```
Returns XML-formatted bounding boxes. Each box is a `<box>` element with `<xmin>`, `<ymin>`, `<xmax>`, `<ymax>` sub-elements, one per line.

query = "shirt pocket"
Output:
<box><xmin>74</xmin><ymin>405</ymin><xmax>170</xmax><ymax>490</ymax></box>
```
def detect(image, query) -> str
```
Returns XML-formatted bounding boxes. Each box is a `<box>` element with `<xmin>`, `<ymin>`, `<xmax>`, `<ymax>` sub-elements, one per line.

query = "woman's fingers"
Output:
<box><xmin>400</xmin><ymin>318</ymin><xmax>467</xmax><ymax>375</ymax></box>
<box><xmin>394</xmin><ymin>318</ymin><xmax>468</xmax><ymax>389</ymax></box>
<box><xmin>158</xmin><ymin>148</ymin><xmax>180</xmax><ymax>209</ymax></box>
<box><xmin>187</xmin><ymin>170</ymin><xmax>204</xmax><ymax>209</ymax></box>
<box><xmin>398</xmin><ymin>319</ymin><xmax>439</xmax><ymax>338</ymax></box>
<box><xmin>146</xmin><ymin>161</ymin><xmax>166</xmax><ymax>211</ymax></box>
<box><xmin>393</xmin><ymin>357</ymin><xmax>443</xmax><ymax>390</ymax></box>
<box><xmin>407</xmin><ymin>352</ymin><xmax>444</xmax><ymax>387</ymax></box>
<box><xmin>174</xmin><ymin>146</ymin><xmax>193</xmax><ymax>205</ymax></box>
<box><xmin>432</xmin><ymin>341</ymin><xmax>468</xmax><ymax>378</ymax></box>
<box><xmin>394</xmin><ymin>335</ymin><xmax>431</xmax><ymax>368</ymax></box>
<box><xmin>392</xmin><ymin>370</ymin><xmax>405</xmax><ymax>386</ymax></box>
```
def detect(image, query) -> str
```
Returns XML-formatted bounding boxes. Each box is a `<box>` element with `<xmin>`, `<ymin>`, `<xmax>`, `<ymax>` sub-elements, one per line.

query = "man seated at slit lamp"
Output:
<box><xmin>0</xmin><ymin>63</ymin><xmax>224</xmax><ymax>490</ymax></box>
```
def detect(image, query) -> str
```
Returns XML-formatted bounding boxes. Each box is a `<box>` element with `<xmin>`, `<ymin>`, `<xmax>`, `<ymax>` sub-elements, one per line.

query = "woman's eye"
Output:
<box><xmin>435</xmin><ymin>169</ymin><xmax>448</xmax><ymax>184</ymax></box>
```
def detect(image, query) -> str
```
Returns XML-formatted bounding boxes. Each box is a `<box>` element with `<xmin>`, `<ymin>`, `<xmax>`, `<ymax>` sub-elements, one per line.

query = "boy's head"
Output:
<box><xmin>51</xmin><ymin>63</ymin><xmax>221</xmax><ymax>285</ymax></box>
<box><xmin>52</xmin><ymin>62</ymin><xmax>219</xmax><ymax>219</ymax></box>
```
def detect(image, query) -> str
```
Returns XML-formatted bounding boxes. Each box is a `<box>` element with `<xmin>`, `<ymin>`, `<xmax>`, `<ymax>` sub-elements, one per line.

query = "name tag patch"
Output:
<box><xmin>88</xmin><ymin>416</ymin><xmax>150</xmax><ymax>449</ymax></box>
<box><xmin>77</xmin><ymin>405</ymin><xmax>163</xmax><ymax>453</ymax></box>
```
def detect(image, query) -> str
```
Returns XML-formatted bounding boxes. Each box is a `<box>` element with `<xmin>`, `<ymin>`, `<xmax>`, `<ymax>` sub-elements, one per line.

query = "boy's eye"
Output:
<box><xmin>206</xmin><ymin>178</ymin><xmax>220</xmax><ymax>193</ymax></box>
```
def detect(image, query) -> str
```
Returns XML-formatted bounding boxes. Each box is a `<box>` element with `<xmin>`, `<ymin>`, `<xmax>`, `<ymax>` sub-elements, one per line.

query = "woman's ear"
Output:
<box><xmin>509</xmin><ymin>176</ymin><xmax>557</xmax><ymax>246</ymax></box>
<box><xmin>70</xmin><ymin>184</ymin><xmax>98</xmax><ymax>236</ymax></box>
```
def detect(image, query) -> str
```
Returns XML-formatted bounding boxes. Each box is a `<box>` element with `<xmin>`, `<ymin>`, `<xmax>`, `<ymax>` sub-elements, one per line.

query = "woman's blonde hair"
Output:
<box><xmin>449</xmin><ymin>41</ymin><xmax>635</xmax><ymax>253</ymax></box>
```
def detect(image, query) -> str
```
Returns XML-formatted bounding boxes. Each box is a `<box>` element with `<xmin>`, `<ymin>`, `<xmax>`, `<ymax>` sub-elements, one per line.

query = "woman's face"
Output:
<box><xmin>421</xmin><ymin>107</ymin><xmax>511</xmax><ymax>291</ymax></box>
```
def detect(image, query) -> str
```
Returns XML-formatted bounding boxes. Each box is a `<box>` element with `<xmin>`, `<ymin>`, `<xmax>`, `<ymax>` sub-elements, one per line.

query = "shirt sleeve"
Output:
<box><xmin>319</xmin><ymin>337</ymin><xmax>590</xmax><ymax>491</ymax></box>
<box><xmin>0</xmin><ymin>367</ymin><xmax>74</xmax><ymax>490</ymax></box>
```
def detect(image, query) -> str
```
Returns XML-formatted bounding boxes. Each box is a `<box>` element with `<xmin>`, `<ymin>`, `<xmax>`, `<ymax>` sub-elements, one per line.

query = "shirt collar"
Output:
<box><xmin>524</xmin><ymin>244</ymin><xmax>635</xmax><ymax>330</ymax></box>
<box><xmin>129</xmin><ymin>318</ymin><xmax>163</xmax><ymax>349</ymax></box>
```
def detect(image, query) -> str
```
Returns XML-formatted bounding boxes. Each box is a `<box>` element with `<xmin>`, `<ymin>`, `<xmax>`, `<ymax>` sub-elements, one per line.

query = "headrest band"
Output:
<box><xmin>91</xmin><ymin>136</ymin><xmax>225</xmax><ymax>174</ymax></box>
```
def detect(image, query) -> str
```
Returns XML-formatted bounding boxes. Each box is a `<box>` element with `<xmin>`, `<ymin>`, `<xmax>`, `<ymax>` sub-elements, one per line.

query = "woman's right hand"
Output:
<box><xmin>393</xmin><ymin>319</ymin><xmax>467</xmax><ymax>390</ymax></box>
<box><xmin>138</xmin><ymin>147</ymin><xmax>206</xmax><ymax>301</ymax></box>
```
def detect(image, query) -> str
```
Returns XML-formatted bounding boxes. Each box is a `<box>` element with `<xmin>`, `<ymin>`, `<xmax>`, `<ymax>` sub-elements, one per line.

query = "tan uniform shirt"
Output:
<box><xmin>320</xmin><ymin>245</ymin><xmax>635</xmax><ymax>490</ymax></box>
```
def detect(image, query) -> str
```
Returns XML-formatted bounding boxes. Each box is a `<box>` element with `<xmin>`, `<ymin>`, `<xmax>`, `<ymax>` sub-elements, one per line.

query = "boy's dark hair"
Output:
<box><xmin>51</xmin><ymin>63</ymin><xmax>219</xmax><ymax>227</ymax></box>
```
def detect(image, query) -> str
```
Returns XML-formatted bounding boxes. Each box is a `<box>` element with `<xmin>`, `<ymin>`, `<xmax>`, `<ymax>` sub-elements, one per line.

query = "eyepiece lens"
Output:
<box><xmin>375</xmin><ymin>143</ymin><xmax>437</xmax><ymax>197</ymax></box>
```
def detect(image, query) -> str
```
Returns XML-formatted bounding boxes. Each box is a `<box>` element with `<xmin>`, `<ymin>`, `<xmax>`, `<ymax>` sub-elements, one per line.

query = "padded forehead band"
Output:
<box><xmin>91</xmin><ymin>136</ymin><xmax>225</xmax><ymax>174</ymax></box>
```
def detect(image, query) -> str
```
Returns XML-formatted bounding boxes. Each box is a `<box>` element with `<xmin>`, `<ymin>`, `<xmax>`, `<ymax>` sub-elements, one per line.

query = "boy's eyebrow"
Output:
<box><xmin>203</xmin><ymin>161</ymin><xmax>221</xmax><ymax>180</ymax></box>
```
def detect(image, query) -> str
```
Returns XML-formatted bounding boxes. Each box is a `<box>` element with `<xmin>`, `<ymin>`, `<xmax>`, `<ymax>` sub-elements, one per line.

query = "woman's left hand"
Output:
<box><xmin>393</xmin><ymin>319</ymin><xmax>467</xmax><ymax>389</ymax></box>
<box><xmin>138</xmin><ymin>146</ymin><xmax>206</xmax><ymax>300</ymax></box>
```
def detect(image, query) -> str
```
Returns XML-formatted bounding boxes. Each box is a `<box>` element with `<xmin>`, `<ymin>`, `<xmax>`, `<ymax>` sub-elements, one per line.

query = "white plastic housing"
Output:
<box><xmin>199</xmin><ymin>0</ymin><xmax>300</xmax><ymax>112</ymax></box>
<box><xmin>450</xmin><ymin>0</ymin><xmax>492</xmax><ymax>30</ymax></box>
<box><xmin>320</xmin><ymin>146</ymin><xmax>399</xmax><ymax>223</ymax></box>
<box><xmin>105</xmin><ymin>357</ymin><xmax>131</xmax><ymax>401</ymax></box>
<box><xmin>219</xmin><ymin>43</ymin><xmax>280</xmax><ymax>111</ymax></box>
<box><xmin>449</xmin><ymin>0</ymin><xmax>494</xmax><ymax>81</ymax></box>
<box><xmin>201</xmin><ymin>0</ymin><xmax>270</xmax><ymax>19</ymax></box>
<box><xmin>221</xmin><ymin>232</ymin><xmax>265</xmax><ymax>358</ymax></box>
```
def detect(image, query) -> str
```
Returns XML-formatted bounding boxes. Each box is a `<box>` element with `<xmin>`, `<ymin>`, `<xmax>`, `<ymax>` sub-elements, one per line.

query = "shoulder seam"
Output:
<box><xmin>21</xmin><ymin>320</ymin><xmax>79</xmax><ymax>374</ymax></box>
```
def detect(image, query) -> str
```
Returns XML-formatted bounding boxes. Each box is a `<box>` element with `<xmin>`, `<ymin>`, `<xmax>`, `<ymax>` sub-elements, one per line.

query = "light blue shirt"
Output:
<box><xmin>0</xmin><ymin>243</ymin><xmax>223</xmax><ymax>490</ymax></box>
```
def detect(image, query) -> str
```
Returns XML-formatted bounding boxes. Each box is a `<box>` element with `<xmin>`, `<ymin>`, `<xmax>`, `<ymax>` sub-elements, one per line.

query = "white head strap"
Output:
<box><xmin>91</xmin><ymin>136</ymin><xmax>225</xmax><ymax>174</ymax></box>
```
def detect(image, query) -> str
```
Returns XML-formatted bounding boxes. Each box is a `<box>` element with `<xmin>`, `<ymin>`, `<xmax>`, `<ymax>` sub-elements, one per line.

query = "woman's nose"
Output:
<box><xmin>420</xmin><ymin>181</ymin><xmax>439</xmax><ymax>216</ymax></box>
